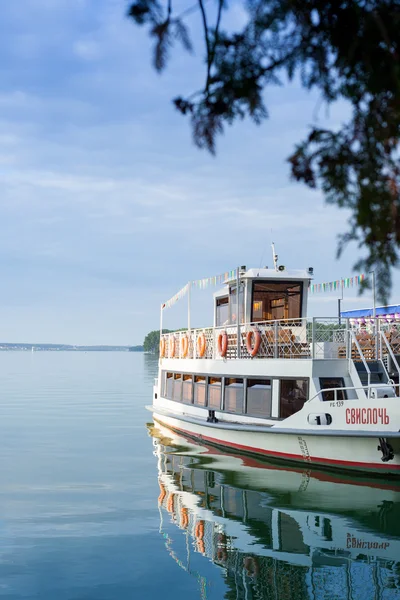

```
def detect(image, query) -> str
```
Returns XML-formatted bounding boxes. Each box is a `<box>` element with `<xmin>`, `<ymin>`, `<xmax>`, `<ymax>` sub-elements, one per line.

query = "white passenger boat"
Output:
<box><xmin>150</xmin><ymin>256</ymin><xmax>400</xmax><ymax>474</ymax></box>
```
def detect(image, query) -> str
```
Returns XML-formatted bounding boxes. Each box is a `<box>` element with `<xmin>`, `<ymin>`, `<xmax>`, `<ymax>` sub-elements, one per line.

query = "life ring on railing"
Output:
<box><xmin>197</xmin><ymin>333</ymin><xmax>206</xmax><ymax>358</ymax></box>
<box><xmin>217</xmin><ymin>332</ymin><xmax>228</xmax><ymax>357</ymax></box>
<box><xmin>246</xmin><ymin>329</ymin><xmax>261</xmax><ymax>357</ymax></box>
<box><xmin>159</xmin><ymin>338</ymin><xmax>166</xmax><ymax>358</ymax></box>
<box><xmin>181</xmin><ymin>335</ymin><xmax>189</xmax><ymax>358</ymax></box>
<box><xmin>169</xmin><ymin>336</ymin><xmax>176</xmax><ymax>358</ymax></box>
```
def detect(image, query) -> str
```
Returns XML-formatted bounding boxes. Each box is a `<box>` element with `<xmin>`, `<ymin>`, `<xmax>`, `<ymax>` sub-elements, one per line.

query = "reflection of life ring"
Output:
<box><xmin>217</xmin><ymin>547</ymin><xmax>228</xmax><ymax>562</ymax></box>
<box><xmin>180</xmin><ymin>507</ymin><xmax>189</xmax><ymax>529</ymax></box>
<box><xmin>167</xmin><ymin>492</ymin><xmax>175</xmax><ymax>514</ymax></box>
<box><xmin>194</xmin><ymin>520</ymin><xmax>205</xmax><ymax>553</ymax></box>
<box><xmin>158</xmin><ymin>481</ymin><xmax>166</xmax><ymax>504</ymax></box>
<box><xmin>159</xmin><ymin>338</ymin><xmax>166</xmax><ymax>358</ymax></box>
<box><xmin>246</xmin><ymin>330</ymin><xmax>261</xmax><ymax>357</ymax></box>
<box><xmin>197</xmin><ymin>333</ymin><xmax>206</xmax><ymax>358</ymax></box>
<box><xmin>194</xmin><ymin>520</ymin><xmax>205</xmax><ymax>539</ymax></box>
<box><xmin>169</xmin><ymin>336</ymin><xmax>176</xmax><ymax>358</ymax></box>
<box><xmin>217</xmin><ymin>332</ymin><xmax>228</xmax><ymax>357</ymax></box>
<box><xmin>243</xmin><ymin>555</ymin><xmax>259</xmax><ymax>577</ymax></box>
<box><xmin>181</xmin><ymin>335</ymin><xmax>189</xmax><ymax>358</ymax></box>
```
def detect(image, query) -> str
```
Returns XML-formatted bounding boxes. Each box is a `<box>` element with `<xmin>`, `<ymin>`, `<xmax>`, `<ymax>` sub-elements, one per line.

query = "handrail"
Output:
<box><xmin>349</xmin><ymin>330</ymin><xmax>371</xmax><ymax>394</ymax></box>
<box><xmin>379</xmin><ymin>330</ymin><xmax>400</xmax><ymax>382</ymax></box>
<box><xmin>307</xmin><ymin>381</ymin><xmax>399</xmax><ymax>404</ymax></box>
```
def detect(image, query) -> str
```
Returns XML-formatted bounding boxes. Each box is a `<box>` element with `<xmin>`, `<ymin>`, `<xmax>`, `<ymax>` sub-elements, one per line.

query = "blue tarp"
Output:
<box><xmin>340</xmin><ymin>305</ymin><xmax>400</xmax><ymax>318</ymax></box>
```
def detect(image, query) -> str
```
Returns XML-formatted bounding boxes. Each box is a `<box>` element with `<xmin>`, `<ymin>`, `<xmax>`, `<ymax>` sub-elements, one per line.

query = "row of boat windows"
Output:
<box><xmin>161</xmin><ymin>371</ymin><xmax>309</xmax><ymax>419</ymax></box>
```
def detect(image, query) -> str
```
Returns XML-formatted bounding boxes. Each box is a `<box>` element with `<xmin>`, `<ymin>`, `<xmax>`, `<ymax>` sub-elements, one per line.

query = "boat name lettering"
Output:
<box><xmin>346</xmin><ymin>533</ymin><xmax>390</xmax><ymax>550</ymax></box>
<box><xmin>345</xmin><ymin>407</ymin><xmax>389</xmax><ymax>425</ymax></box>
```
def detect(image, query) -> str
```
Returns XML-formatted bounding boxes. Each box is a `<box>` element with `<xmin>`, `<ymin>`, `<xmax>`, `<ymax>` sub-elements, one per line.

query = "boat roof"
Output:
<box><xmin>214</xmin><ymin>267</ymin><xmax>313</xmax><ymax>297</ymax></box>
<box><xmin>341</xmin><ymin>304</ymin><xmax>400</xmax><ymax>318</ymax></box>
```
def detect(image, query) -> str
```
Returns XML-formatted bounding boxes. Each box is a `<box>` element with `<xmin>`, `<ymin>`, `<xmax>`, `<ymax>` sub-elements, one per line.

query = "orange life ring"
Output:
<box><xmin>217</xmin><ymin>332</ymin><xmax>228</xmax><ymax>357</ymax></box>
<box><xmin>246</xmin><ymin>329</ymin><xmax>261</xmax><ymax>357</ymax></box>
<box><xmin>197</xmin><ymin>333</ymin><xmax>206</xmax><ymax>358</ymax></box>
<box><xmin>181</xmin><ymin>335</ymin><xmax>189</xmax><ymax>358</ymax></box>
<box><xmin>169</xmin><ymin>336</ymin><xmax>176</xmax><ymax>358</ymax></box>
<box><xmin>159</xmin><ymin>338</ymin><xmax>166</xmax><ymax>358</ymax></box>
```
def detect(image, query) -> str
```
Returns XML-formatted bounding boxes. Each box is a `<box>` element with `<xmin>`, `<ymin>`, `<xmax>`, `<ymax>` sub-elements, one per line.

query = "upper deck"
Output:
<box><xmin>160</xmin><ymin>316</ymin><xmax>400</xmax><ymax>366</ymax></box>
<box><xmin>159</xmin><ymin>263</ymin><xmax>400</xmax><ymax>380</ymax></box>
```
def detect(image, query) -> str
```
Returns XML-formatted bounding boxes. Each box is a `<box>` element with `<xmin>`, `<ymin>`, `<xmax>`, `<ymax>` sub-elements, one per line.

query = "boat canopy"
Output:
<box><xmin>341</xmin><ymin>304</ymin><xmax>400</xmax><ymax>318</ymax></box>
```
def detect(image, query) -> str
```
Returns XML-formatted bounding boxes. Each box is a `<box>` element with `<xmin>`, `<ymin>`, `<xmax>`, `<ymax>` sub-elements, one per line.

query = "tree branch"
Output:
<box><xmin>198</xmin><ymin>0</ymin><xmax>211</xmax><ymax>91</ymax></box>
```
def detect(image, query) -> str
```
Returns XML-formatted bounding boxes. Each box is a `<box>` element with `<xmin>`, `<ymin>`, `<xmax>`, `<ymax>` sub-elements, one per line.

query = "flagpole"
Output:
<box><xmin>187</xmin><ymin>282</ymin><xmax>191</xmax><ymax>331</ymax></box>
<box><xmin>370</xmin><ymin>271</ymin><xmax>376</xmax><ymax>319</ymax></box>
<box><xmin>160</xmin><ymin>303</ymin><xmax>163</xmax><ymax>347</ymax></box>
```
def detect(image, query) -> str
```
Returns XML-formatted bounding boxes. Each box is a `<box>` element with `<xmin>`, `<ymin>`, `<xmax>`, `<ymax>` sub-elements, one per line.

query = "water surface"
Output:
<box><xmin>0</xmin><ymin>352</ymin><xmax>399</xmax><ymax>599</ymax></box>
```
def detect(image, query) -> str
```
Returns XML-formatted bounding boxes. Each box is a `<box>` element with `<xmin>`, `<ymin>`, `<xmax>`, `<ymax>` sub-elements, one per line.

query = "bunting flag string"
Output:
<box><xmin>308</xmin><ymin>273</ymin><xmax>366</xmax><ymax>294</ymax></box>
<box><xmin>162</xmin><ymin>268</ymin><xmax>238</xmax><ymax>310</ymax></box>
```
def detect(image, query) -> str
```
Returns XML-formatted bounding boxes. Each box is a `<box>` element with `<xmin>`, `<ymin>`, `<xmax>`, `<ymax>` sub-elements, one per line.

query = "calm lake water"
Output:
<box><xmin>1</xmin><ymin>352</ymin><xmax>400</xmax><ymax>599</ymax></box>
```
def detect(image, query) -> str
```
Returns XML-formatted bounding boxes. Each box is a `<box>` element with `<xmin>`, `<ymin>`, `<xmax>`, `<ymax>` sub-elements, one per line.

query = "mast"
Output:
<box><xmin>271</xmin><ymin>242</ymin><xmax>278</xmax><ymax>272</ymax></box>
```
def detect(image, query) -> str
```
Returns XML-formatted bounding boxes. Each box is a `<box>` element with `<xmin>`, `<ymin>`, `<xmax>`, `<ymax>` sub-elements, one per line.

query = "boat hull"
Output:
<box><xmin>152</xmin><ymin>410</ymin><xmax>400</xmax><ymax>475</ymax></box>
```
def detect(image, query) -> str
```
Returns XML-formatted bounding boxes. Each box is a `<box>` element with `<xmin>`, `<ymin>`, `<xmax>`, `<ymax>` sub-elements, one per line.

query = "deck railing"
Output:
<box><xmin>161</xmin><ymin>317</ymin><xmax>400</xmax><ymax>363</ymax></box>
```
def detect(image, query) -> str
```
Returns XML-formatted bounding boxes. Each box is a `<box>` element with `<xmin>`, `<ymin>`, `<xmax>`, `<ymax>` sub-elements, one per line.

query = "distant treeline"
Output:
<box><xmin>143</xmin><ymin>329</ymin><xmax>191</xmax><ymax>354</ymax></box>
<box><xmin>0</xmin><ymin>343</ymin><xmax>132</xmax><ymax>351</ymax></box>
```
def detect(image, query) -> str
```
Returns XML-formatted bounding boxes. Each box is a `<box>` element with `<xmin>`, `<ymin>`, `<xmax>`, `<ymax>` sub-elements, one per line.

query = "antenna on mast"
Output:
<box><xmin>271</xmin><ymin>242</ymin><xmax>278</xmax><ymax>272</ymax></box>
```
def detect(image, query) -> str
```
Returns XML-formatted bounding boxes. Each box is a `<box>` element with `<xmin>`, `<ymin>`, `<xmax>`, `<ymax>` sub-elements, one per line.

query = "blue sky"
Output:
<box><xmin>0</xmin><ymin>0</ymin><xmax>398</xmax><ymax>345</ymax></box>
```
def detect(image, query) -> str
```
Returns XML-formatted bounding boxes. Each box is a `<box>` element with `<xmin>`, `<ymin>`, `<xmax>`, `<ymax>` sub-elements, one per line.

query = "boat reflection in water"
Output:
<box><xmin>148</xmin><ymin>422</ymin><xmax>400</xmax><ymax>599</ymax></box>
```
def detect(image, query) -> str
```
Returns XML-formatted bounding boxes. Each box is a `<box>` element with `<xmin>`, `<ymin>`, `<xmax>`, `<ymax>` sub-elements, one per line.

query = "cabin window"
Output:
<box><xmin>224</xmin><ymin>378</ymin><xmax>244</xmax><ymax>413</ymax></box>
<box><xmin>251</xmin><ymin>281</ymin><xmax>302</xmax><ymax>322</ymax></box>
<box><xmin>182</xmin><ymin>374</ymin><xmax>193</xmax><ymax>403</ymax></box>
<box><xmin>165</xmin><ymin>372</ymin><xmax>174</xmax><ymax>398</ymax></box>
<box><xmin>208</xmin><ymin>377</ymin><xmax>222</xmax><ymax>409</ymax></box>
<box><xmin>279</xmin><ymin>379</ymin><xmax>308</xmax><ymax>419</ymax></box>
<box><xmin>216</xmin><ymin>296</ymin><xmax>229</xmax><ymax>327</ymax></box>
<box><xmin>173</xmin><ymin>373</ymin><xmax>182</xmax><ymax>401</ymax></box>
<box><xmin>229</xmin><ymin>284</ymin><xmax>245</xmax><ymax>324</ymax></box>
<box><xmin>246</xmin><ymin>379</ymin><xmax>272</xmax><ymax>417</ymax></box>
<box><xmin>319</xmin><ymin>378</ymin><xmax>347</xmax><ymax>401</ymax></box>
<box><xmin>194</xmin><ymin>375</ymin><xmax>207</xmax><ymax>406</ymax></box>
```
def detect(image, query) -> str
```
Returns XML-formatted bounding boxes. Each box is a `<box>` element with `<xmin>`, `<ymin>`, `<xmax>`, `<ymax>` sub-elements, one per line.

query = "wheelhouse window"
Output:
<box><xmin>208</xmin><ymin>377</ymin><xmax>222</xmax><ymax>409</ymax></box>
<box><xmin>246</xmin><ymin>379</ymin><xmax>272</xmax><ymax>418</ymax></box>
<box><xmin>251</xmin><ymin>281</ymin><xmax>302</xmax><ymax>322</ymax></box>
<box><xmin>224</xmin><ymin>378</ymin><xmax>244</xmax><ymax>413</ymax></box>
<box><xmin>216</xmin><ymin>296</ymin><xmax>229</xmax><ymax>327</ymax></box>
<box><xmin>182</xmin><ymin>374</ymin><xmax>193</xmax><ymax>403</ymax></box>
<box><xmin>173</xmin><ymin>373</ymin><xmax>182</xmax><ymax>401</ymax></box>
<box><xmin>229</xmin><ymin>285</ymin><xmax>244</xmax><ymax>324</ymax></box>
<box><xmin>166</xmin><ymin>372</ymin><xmax>174</xmax><ymax>398</ymax></box>
<box><xmin>319</xmin><ymin>378</ymin><xmax>347</xmax><ymax>401</ymax></box>
<box><xmin>279</xmin><ymin>379</ymin><xmax>308</xmax><ymax>419</ymax></box>
<box><xmin>194</xmin><ymin>376</ymin><xmax>207</xmax><ymax>406</ymax></box>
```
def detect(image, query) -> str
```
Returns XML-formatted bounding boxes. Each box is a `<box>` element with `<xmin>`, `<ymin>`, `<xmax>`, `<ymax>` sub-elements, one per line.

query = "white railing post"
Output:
<box><xmin>236</xmin><ymin>267</ymin><xmax>241</xmax><ymax>359</ymax></box>
<box><xmin>274</xmin><ymin>321</ymin><xmax>278</xmax><ymax>358</ymax></box>
<box><xmin>312</xmin><ymin>317</ymin><xmax>316</xmax><ymax>359</ymax></box>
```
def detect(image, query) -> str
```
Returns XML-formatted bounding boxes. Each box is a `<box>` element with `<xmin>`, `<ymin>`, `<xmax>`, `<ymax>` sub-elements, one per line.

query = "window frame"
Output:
<box><xmin>251</xmin><ymin>280</ymin><xmax>303</xmax><ymax>322</ymax></box>
<box><xmin>319</xmin><ymin>377</ymin><xmax>347</xmax><ymax>402</ymax></box>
